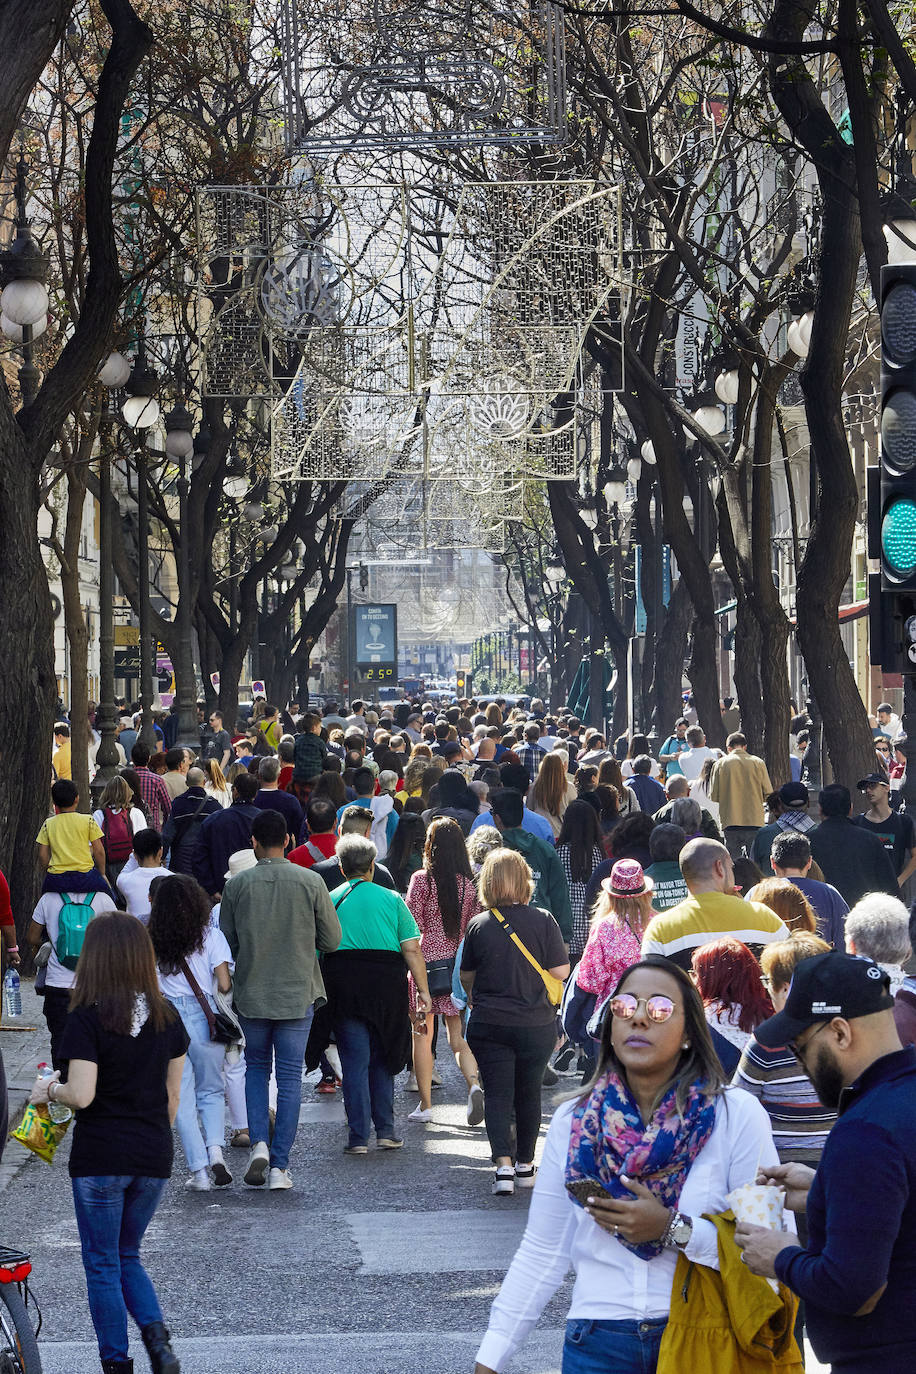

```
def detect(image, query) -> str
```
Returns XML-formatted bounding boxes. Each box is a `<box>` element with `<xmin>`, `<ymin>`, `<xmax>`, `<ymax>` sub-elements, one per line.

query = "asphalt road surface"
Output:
<box><xmin>1</xmin><ymin>982</ymin><xmax>827</xmax><ymax>1373</ymax></box>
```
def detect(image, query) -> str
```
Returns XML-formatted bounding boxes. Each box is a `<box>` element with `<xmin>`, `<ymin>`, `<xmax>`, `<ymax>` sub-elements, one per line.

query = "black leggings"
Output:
<box><xmin>466</xmin><ymin>1019</ymin><xmax>557</xmax><ymax>1163</ymax></box>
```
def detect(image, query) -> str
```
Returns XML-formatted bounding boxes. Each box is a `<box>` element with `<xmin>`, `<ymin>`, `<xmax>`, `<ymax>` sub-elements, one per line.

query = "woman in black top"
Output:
<box><xmin>461</xmin><ymin>849</ymin><xmax>569</xmax><ymax>1198</ymax></box>
<box><xmin>29</xmin><ymin>911</ymin><xmax>188</xmax><ymax>1374</ymax></box>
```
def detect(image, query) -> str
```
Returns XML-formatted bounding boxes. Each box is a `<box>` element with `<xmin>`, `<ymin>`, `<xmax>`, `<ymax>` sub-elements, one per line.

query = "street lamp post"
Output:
<box><xmin>164</xmin><ymin>399</ymin><xmax>201</xmax><ymax>754</ymax></box>
<box><xmin>0</xmin><ymin>151</ymin><xmax>50</xmax><ymax>408</ymax></box>
<box><xmin>544</xmin><ymin>557</ymin><xmax>565</xmax><ymax>711</ymax></box>
<box><xmin>121</xmin><ymin>340</ymin><xmax>161</xmax><ymax>750</ymax></box>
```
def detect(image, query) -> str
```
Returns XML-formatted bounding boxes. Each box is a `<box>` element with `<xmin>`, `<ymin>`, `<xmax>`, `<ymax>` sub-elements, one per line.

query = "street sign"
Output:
<box><xmin>114</xmin><ymin>625</ymin><xmax>140</xmax><ymax>646</ymax></box>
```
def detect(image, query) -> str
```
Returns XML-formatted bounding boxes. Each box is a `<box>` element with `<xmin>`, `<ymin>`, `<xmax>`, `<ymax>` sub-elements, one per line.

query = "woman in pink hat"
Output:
<box><xmin>576</xmin><ymin>860</ymin><xmax>658</xmax><ymax>1010</ymax></box>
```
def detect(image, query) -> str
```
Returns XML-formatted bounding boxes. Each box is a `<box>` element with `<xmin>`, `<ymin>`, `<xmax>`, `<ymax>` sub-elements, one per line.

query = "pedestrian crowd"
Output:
<box><xmin>5</xmin><ymin>687</ymin><xmax>915</xmax><ymax>1374</ymax></box>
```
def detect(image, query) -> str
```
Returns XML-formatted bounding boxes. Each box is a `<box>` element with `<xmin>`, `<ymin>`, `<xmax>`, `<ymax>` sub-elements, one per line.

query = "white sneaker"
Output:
<box><xmin>185</xmin><ymin>1168</ymin><xmax>210</xmax><ymax>1191</ymax></box>
<box><xmin>208</xmin><ymin>1146</ymin><xmax>232</xmax><ymax>1187</ymax></box>
<box><xmin>493</xmin><ymin>1167</ymin><xmax>515</xmax><ymax>1196</ymax></box>
<box><xmin>515</xmin><ymin>1163</ymin><xmax>537</xmax><ymax>1188</ymax></box>
<box><xmin>243</xmin><ymin>1141</ymin><xmax>270</xmax><ymax>1186</ymax></box>
<box><xmin>467</xmin><ymin>1082</ymin><xmax>485</xmax><ymax>1126</ymax></box>
<box><xmin>406</xmin><ymin>1072</ymin><xmax>418</xmax><ymax>1092</ymax></box>
<box><xmin>408</xmin><ymin>1105</ymin><xmax>433</xmax><ymax>1122</ymax></box>
<box><xmin>431</xmin><ymin>1068</ymin><xmax>442</xmax><ymax>1087</ymax></box>
<box><xmin>268</xmin><ymin>1167</ymin><xmax>293</xmax><ymax>1190</ymax></box>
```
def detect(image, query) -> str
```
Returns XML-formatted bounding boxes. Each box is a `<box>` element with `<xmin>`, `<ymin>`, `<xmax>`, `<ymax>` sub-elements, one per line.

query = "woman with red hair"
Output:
<box><xmin>690</xmin><ymin>937</ymin><xmax>773</xmax><ymax>1052</ymax></box>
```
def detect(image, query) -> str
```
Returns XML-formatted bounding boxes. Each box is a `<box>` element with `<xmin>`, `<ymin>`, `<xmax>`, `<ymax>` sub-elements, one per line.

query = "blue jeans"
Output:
<box><xmin>167</xmin><ymin>995</ymin><xmax>227</xmax><ymax>1173</ymax></box>
<box><xmin>562</xmin><ymin>1318</ymin><xmax>667</xmax><ymax>1374</ymax></box>
<box><xmin>334</xmin><ymin>1016</ymin><xmax>395</xmax><ymax>1146</ymax></box>
<box><xmin>71</xmin><ymin>1175</ymin><xmax>167</xmax><ymax>1361</ymax></box>
<box><xmin>238</xmin><ymin>1009</ymin><xmax>314</xmax><ymax>1169</ymax></box>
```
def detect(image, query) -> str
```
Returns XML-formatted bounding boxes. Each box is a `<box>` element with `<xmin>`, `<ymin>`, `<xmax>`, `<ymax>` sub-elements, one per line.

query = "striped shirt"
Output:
<box><xmin>640</xmin><ymin>890</ymin><xmax>788</xmax><ymax>971</ymax></box>
<box><xmin>732</xmin><ymin>1034</ymin><xmax>836</xmax><ymax>1163</ymax></box>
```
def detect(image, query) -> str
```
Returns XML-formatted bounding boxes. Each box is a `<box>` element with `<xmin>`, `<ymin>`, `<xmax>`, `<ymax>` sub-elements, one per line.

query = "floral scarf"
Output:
<box><xmin>565</xmin><ymin>1069</ymin><xmax>717</xmax><ymax>1260</ymax></box>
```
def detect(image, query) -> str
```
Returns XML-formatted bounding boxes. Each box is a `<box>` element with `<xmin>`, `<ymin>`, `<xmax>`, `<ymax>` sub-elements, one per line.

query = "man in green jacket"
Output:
<box><xmin>489</xmin><ymin>788</ymin><xmax>572</xmax><ymax>944</ymax></box>
<box><xmin>220</xmin><ymin>808</ymin><xmax>341</xmax><ymax>1192</ymax></box>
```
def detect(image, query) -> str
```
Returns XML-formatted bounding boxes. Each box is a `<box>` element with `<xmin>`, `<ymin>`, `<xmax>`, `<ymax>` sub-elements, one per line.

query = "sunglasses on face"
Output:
<box><xmin>610</xmin><ymin>993</ymin><xmax>677</xmax><ymax>1022</ymax></box>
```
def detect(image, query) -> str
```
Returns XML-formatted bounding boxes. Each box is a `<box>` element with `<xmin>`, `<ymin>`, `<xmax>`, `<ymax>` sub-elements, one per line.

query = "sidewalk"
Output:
<box><xmin>1</xmin><ymin>975</ymin><xmax>52</xmax><ymax>1192</ymax></box>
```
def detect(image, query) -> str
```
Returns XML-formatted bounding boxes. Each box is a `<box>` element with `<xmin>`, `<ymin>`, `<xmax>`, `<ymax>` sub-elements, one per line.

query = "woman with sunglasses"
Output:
<box><xmin>474</xmin><ymin>955</ymin><xmax>785</xmax><ymax>1374</ymax></box>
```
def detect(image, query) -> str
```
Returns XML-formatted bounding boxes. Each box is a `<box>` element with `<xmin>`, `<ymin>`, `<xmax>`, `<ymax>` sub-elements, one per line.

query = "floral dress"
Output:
<box><xmin>576</xmin><ymin>914</ymin><xmax>648</xmax><ymax>1006</ymax></box>
<box><xmin>405</xmin><ymin>869</ymin><xmax>479</xmax><ymax>1016</ymax></box>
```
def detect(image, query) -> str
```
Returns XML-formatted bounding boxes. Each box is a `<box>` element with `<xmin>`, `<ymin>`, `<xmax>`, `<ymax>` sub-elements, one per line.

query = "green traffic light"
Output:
<box><xmin>882</xmin><ymin>498</ymin><xmax>916</xmax><ymax>577</ymax></box>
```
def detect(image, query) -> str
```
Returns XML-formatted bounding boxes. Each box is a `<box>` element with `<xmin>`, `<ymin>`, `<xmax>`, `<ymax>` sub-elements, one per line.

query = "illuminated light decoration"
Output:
<box><xmin>280</xmin><ymin>0</ymin><xmax>567</xmax><ymax>152</ymax></box>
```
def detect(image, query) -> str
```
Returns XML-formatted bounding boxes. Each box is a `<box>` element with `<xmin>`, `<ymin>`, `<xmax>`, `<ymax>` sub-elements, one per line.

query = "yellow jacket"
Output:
<box><xmin>658</xmin><ymin>1212</ymin><xmax>803</xmax><ymax>1374</ymax></box>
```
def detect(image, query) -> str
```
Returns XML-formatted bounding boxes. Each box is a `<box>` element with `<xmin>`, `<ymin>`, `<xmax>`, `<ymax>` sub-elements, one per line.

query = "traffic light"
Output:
<box><xmin>879</xmin><ymin>264</ymin><xmax>916</xmax><ymax>590</ymax></box>
<box><xmin>359</xmin><ymin>563</ymin><xmax>369</xmax><ymax>592</ymax></box>
<box><xmin>456</xmin><ymin>670</ymin><xmax>471</xmax><ymax>696</ymax></box>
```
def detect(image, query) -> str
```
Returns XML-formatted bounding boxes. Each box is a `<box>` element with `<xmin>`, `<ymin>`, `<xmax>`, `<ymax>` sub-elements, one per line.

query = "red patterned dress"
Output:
<box><xmin>405</xmin><ymin>869</ymin><xmax>479</xmax><ymax>1016</ymax></box>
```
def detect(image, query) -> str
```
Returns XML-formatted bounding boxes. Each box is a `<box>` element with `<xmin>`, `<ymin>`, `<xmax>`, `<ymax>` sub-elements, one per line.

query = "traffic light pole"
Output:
<box><xmin>901</xmin><ymin>675</ymin><xmax>916</xmax><ymax>811</ymax></box>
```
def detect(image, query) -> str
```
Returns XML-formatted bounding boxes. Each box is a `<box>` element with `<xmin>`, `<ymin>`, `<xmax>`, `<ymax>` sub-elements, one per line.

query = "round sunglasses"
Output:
<box><xmin>610</xmin><ymin>993</ymin><xmax>677</xmax><ymax>1023</ymax></box>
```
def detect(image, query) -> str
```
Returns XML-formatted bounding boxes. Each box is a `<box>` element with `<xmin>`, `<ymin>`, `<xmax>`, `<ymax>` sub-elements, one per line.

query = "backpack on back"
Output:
<box><xmin>101</xmin><ymin>807</ymin><xmax>134</xmax><ymax>864</ymax></box>
<box><xmin>56</xmin><ymin>893</ymin><xmax>97</xmax><ymax>971</ymax></box>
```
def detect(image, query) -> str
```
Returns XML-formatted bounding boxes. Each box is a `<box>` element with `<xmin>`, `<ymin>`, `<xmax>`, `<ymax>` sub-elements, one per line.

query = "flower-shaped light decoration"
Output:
<box><xmin>467</xmin><ymin>374</ymin><xmax>531</xmax><ymax>439</ymax></box>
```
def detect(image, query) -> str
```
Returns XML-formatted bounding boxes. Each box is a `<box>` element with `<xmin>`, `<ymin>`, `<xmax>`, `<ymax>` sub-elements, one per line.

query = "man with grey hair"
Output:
<box><xmin>253</xmin><ymin>753</ymin><xmax>303</xmax><ymax>844</ymax></box>
<box><xmin>641</xmin><ymin>836</ymin><xmax>788</xmax><ymax>970</ymax></box>
<box><xmin>311</xmin><ymin>805</ymin><xmax>397</xmax><ymax>892</ymax></box>
<box><xmin>653</xmin><ymin>777</ymin><xmax>722</xmax><ymax>840</ymax></box>
<box><xmin>844</xmin><ymin>893</ymin><xmax>912</xmax><ymax>995</ymax></box>
<box><xmin>323</xmin><ymin>833</ymin><xmax>431</xmax><ymax>1153</ymax></box>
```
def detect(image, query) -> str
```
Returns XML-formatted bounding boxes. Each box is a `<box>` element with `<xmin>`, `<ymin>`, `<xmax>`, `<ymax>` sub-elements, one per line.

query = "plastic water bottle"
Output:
<box><xmin>37</xmin><ymin>1062</ymin><xmax>72</xmax><ymax>1125</ymax></box>
<box><xmin>3</xmin><ymin>967</ymin><xmax>21</xmax><ymax>1019</ymax></box>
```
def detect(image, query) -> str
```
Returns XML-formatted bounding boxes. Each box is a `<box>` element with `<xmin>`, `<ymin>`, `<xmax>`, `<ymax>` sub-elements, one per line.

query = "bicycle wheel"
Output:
<box><xmin>0</xmin><ymin>1283</ymin><xmax>41</xmax><ymax>1374</ymax></box>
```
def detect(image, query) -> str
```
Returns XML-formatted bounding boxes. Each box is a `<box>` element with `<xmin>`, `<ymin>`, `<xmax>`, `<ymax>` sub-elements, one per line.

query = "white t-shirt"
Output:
<box><xmin>91</xmin><ymin>806</ymin><xmax>148</xmax><ymax>840</ymax></box>
<box><xmin>204</xmin><ymin>784</ymin><xmax>232</xmax><ymax>808</ymax></box>
<box><xmin>32</xmin><ymin>890</ymin><xmax>118</xmax><ymax>989</ymax></box>
<box><xmin>157</xmin><ymin>925</ymin><xmax>233</xmax><ymax>1001</ymax></box>
<box><xmin>678</xmin><ymin>747</ymin><xmax>723</xmax><ymax>783</ymax></box>
<box><xmin>621</xmin><ymin>757</ymin><xmax>660</xmax><ymax>779</ymax></box>
<box><xmin>117</xmin><ymin>865</ymin><xmax>172</xmax><ymax>923</ymax></box>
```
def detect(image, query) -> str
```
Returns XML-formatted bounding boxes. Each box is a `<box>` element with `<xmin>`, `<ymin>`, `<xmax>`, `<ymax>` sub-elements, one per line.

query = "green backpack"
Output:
<box><xmin>56</xmin><ymin>894</ymin><xmax>97</xmax><ymax>971</ymax></box>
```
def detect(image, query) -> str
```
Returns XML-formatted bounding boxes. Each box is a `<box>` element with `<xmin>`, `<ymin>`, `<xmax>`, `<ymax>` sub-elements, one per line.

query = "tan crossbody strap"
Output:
<box><xmin>491</xmin><ymin>907</ymin><xmax>563</xmax><ymax>1006</ymax></box>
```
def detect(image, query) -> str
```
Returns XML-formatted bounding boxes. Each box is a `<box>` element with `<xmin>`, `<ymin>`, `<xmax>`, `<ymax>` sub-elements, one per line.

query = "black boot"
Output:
<box><xmin>101</xmin><ymin>1361</ymin><xmax>133</xmax><ymax>1373</ymax></box>
<box><xmin>140</xmin><ymin>1321</ymin><xmax>180</xmax><ymax>1374</ymax></box>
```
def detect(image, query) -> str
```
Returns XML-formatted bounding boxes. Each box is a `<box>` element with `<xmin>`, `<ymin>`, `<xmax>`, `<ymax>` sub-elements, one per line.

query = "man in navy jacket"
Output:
<box><xmin>736</xmin><ymin>951</ymin><xmax>916</xmax><ymax>1373</ymax></box>
<box><xmin>192</xmin><ymin>771</ymin><xmax>261</xmax><ymax>898</ymax></box>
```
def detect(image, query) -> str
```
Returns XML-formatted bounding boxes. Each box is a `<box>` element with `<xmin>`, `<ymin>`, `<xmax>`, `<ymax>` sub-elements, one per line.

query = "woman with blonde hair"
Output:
<box><xmin>461</xmin><ymin>849</ymin><xmax>569</xmax><ymax>1195</ymax></box>
<box><xmin>527</xmin><ymin>752</ymin><xmax>574</xmax><ymax>839</ymax></box>
<box><xmin>485</xmin><ymin>702</ymin><xmax>503</xmax><ymax>729</ymax></box>
<box><xmin>91</xmin><ymin>776</ymin><xmax>149</xmax><ymax>890</ymax></box>
<box><xmin>403</xmin><ymin>757</ymin><xmax>429</xmax><ymax>799</ymax></box>
<box><xmin>576</xmin><ymin>859</ymin><xmax>657</xmax><ymax>1008</ymax></box>
<box><xmin>745</xmin><ymin>877</ymin><xmax>817</xmax><ymax>936</ymax></box>
<box><xmin>200</xmin><ymin>757</ymin><xmax>232</xmax><ymax>808</ymax></box>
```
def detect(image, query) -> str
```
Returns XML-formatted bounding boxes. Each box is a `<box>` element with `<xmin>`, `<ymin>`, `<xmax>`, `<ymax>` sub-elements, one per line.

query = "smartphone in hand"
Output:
<box><xmin>566</xmin><ymin>1177</ymin><xmax>613</xmax><ymax>1206</ymax></box>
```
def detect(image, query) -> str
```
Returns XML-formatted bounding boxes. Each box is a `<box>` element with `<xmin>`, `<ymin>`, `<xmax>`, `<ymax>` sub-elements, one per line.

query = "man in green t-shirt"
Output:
<box><xmin>489</xmin><ymin>788</ymin><xmax>572</xmax><ymax>943</ymax></box>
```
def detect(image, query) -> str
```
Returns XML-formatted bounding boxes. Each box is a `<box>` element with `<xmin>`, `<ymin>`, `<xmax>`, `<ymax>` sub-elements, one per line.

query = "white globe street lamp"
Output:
<box><xmin>121</xmin><ymin>343</ymin><xmax>160</xmax><ymax>430</ymax></box>
<box><xmin>98</xmin><ymin>350</ymin><xmax>131</xmax><ymax>388</ymax></box>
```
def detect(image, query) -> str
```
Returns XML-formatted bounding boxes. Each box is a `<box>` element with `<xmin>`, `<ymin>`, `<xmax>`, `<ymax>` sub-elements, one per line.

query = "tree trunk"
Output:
<box><xmin>731</xmin><ymin>598</ymin><xmax>765</xmax><ymax>757</ymax></box>
<box><xmin>759</xmin><ymin>614</ymin><xmax>793</xmax><ymax>786</ymax></box>
<box><xmin>0</xmin><ymin>417</ymin><xmax>57</xmax><ymax>938</ymax></box>
<box><xmin>687</xmin><ymin>613</ymin><xmax>724</xmax><ymax>749</ymax></box>
<box><xmin>60</xmin><ymin>469</ymin><xmax>91</xmax><ymax>808</ymax></box>
<box><xmin>652</xmin><ymin>578</ymin><xmax>693</xmax><ymax>737</ymax></box>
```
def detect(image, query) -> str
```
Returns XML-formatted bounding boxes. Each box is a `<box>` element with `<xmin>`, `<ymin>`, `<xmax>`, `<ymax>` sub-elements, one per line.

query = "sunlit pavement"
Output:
<box><xmin>1</xmin><ymin>984</ymin><xmax>827</xmax><ymax>1372</ymax></box>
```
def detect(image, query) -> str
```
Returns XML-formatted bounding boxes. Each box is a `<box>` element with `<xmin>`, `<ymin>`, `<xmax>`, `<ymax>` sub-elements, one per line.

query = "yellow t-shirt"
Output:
<box><xmin>36</xmin><ymin>812</ymin><xmax>103</xmax><ymax>873</ymax></box>
<box><xmin>52</xmin><ymin>741</ymin><xmax>72</xmax><ymax>779</ymax></box>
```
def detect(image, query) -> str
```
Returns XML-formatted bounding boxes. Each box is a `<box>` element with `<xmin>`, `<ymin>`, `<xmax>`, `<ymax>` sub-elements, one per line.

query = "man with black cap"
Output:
<box><xmin>735</xmin><ymin>951</ymin><xmax>916</xmax><ymax>1374</ymax></box>
<box><xmin>750</xmin><ymin>780</ymin><xmax>818</xmax><ymax>876</ymax></box>
<box><xmin>854</xmin><ymin>772</ymin><xmax>916</xmax><ymax>888</ymax></box>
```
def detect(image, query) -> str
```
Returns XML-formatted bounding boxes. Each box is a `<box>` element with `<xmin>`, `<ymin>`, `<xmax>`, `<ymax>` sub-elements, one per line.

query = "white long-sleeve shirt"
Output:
<box><xmin>475</xmin><ymin>1087</ymin><xmax>788</xmax><ymax>1372</ymax></box>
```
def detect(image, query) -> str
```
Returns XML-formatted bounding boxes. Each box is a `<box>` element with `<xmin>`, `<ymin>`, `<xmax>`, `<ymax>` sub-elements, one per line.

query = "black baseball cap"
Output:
<box><xmin>778</xmin><ymin>781</ymin><xmax>809</xmax><ymax>807</ymax></box>
<box><xmin>857</xmin><ymin>773</ymin><xmax>890</xmax><ymax>791</ymax></box>
<box><xmin>756</xmin><ymin>952</ymin><xmax>895</xmax><ymax>1048</ymax></box>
